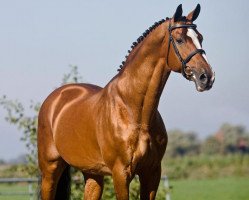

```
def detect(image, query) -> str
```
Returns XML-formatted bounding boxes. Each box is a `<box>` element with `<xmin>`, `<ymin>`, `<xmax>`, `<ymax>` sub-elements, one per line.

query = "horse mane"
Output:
<box><xmin>117</xmin><ymin>17</ymin><xmax>170</xmax><ymax>72</ymax></box>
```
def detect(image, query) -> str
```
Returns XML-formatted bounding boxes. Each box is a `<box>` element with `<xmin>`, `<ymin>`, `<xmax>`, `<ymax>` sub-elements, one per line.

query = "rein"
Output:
<box><xmin>166</xmin><ymin>22</ymin><xmax>206</xmax><ymax>79</ymax></box>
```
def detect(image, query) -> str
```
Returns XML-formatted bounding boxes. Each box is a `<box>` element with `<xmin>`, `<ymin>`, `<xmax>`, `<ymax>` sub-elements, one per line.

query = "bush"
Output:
<box><xmin>162</xmin><ymin>154</ymin><xmax>249</xmax><ymax>180</ymax></box>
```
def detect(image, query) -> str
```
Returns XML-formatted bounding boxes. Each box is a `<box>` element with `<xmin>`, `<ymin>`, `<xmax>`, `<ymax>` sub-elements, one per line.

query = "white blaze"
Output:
<box><xmin>187</xmin><ymin>28</ymin><xmax>209</xmax><ymax>64</ymax></box>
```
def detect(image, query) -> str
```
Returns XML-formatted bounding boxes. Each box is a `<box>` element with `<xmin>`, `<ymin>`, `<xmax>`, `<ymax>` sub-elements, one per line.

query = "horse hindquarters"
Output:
<box><xmin>38</xmin><ymin>84</ymin><xmax>103</xmax><ymax>200</ymax></box>
<box><xmin>38</xmin><ymin>103</ymin><xmax>70</xmax><ymax>200</ymax></box>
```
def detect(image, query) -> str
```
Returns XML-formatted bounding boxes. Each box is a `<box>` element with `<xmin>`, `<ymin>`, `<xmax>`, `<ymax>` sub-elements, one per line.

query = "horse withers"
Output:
<box><xmin>38</xmin><ymin>4</ymin><xmax>215</xmax><ymax>200</ymax></box>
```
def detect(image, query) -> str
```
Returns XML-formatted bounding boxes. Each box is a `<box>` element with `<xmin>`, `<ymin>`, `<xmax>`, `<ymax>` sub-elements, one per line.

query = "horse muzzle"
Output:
<box><xmin>190</xmin><ymin>69</ymin><xmax>215</xmax><ymax>92</ymax></box>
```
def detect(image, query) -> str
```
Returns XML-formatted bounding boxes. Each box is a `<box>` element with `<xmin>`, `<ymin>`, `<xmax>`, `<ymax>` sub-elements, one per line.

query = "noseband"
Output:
<box><xmin>166</xmin><ymin>22</ymin><xmax>206</xmax><ymax>79</ymax></box>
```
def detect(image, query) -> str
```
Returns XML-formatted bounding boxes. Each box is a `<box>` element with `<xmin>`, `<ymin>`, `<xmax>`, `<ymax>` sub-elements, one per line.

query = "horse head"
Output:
<box><xmin>166</xmin><ymin>4</ymin><xmax>215</xmax><ymax>92</ymax></box>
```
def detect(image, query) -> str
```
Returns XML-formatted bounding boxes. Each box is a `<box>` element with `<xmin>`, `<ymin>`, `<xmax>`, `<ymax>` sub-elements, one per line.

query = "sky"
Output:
<box><xmin>0</xmin><ymin>0</ymin><xmax>248</xmax><ymax>160</ymax></box>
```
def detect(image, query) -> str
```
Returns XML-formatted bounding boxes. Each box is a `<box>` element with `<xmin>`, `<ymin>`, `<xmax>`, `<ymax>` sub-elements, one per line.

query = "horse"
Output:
<box><xmin>38</xmin><ymin>4</ymin><xmax>215</xmax><ymax>200</ymax></box>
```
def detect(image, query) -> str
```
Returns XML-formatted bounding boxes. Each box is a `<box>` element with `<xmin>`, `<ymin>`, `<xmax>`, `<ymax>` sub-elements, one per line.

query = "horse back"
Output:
<box><xmin>41</xmin><ymin>83</ymin><xmax>101</xmax><ymax>124</ymax></box>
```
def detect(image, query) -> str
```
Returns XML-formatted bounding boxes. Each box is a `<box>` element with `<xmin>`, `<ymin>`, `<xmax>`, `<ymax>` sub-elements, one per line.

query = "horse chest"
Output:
<box><xmin>129</xmin><ymin>129</ymin><xmax>167</xmax><ymax>171</ymax></box>
<box><xmin>136</xmin><ymin>132</ymin><xmax>151</xmax><ymax>157</ymax></box>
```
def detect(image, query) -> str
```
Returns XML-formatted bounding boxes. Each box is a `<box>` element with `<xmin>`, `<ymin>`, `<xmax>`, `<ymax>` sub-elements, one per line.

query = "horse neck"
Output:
<box><xmin>106</xmin><ymin>22</ymin><xmax>171</xmax><ymax>127</ymax></box>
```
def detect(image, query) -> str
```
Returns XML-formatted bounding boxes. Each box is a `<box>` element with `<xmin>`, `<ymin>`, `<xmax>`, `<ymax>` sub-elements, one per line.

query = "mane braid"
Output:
<box><xmin>117</xmin><ymin>18</ymin><xmax>167</xmax><ymax>72</ymax></box>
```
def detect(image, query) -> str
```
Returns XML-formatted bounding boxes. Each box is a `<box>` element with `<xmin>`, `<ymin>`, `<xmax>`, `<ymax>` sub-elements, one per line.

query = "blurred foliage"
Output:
<box><xmin>166</xmin><ymin>126</ymin><xmax>249</xmax><ymax>158</ymax></box>
<box><xmin>70</xmin><ymin>168</ymin><xmax>84</xmax><ymax>200</ymax></box>
<box><xmin>62</xmin><ymin>65</ymin><xmax>83</xmax><ymax>85</ymax></box>
<box><xmin>0</xmin><ymin>164</ymin><xmax>29</xmax><ymax>178</ymax></box>
<box><xmin>0</xmin><ymin>160</ymin><xmax>5</xmax><ymax>165</ymax></box>
<box><xmin>0</xmin><ymin>96</ymin><xmax>40</xmax><ymax>176</ymax></box>
<box><xmin>219</xmin><ymin>123</ymin><xmax>249</xmax><ymax>154</ymax></box>
<box><xmin>166</xmin><ymin>130</ymin><xmax>200</xmax><ymax>157</ymax></box>
<box><xmin>201</xmin><ymin>136</ymin><xmax>221</xmax><ymax>155</ymax></box>
<box><xmin>102</xmin><ymin>177</ymin><xmax>116</xmax><ymax>199</ymax></box>
<box><xmin>162</xmin><ymin>154</ymin><xmax>249</xmax><ymax>179</ymax></box>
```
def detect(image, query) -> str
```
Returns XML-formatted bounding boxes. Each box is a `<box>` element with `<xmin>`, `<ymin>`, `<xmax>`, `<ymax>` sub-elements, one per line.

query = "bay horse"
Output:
<box><xmin>38</xmin><ymin>4</ymin><xmax>215</xmax><ymax>200</ymax></box>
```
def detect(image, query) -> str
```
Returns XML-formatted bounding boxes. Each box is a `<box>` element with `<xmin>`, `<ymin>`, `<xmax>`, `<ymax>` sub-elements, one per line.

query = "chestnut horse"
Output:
<box><xmin>38</xmin><ymin>4</ymin><xmax>215</xmax><ymax>200</ymax></box>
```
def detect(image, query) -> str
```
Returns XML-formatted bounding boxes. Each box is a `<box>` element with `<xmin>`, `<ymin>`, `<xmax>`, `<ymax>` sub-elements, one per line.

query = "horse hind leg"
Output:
<box><xmin>39</xmin><ymin>157</ymin><xmax>70</xmax><ymax>200</ymax></box>
<box><xmin>139</xmin><ymin>165</ymin><xmax>161</xmax><ymax>200</ymax></box>
<box><xmin>38</xmin><ymin>118</ymin><xmax>70</xmax><ymax>200</ymax></box>
<box><xmin>83</xmin><ymin>173</ymin><xmax>104</xmax><ymax>200</ymax></box>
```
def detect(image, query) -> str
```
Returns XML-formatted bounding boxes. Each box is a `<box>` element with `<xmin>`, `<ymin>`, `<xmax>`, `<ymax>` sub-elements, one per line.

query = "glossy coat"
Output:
<box><xmin>38</xmin><ymin>4</ymin><xmax>214</xmax><ymax>200</ymax></box>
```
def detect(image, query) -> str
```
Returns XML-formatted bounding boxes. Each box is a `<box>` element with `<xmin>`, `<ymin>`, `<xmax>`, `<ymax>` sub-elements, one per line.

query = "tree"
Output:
<box><xmin>0</xmin><ymin>97</ymin><xmax>40</xmax><ymax>175</ymax></box>
<box><xmin>0</xmin><ymin>159</ymin><xmax>5</xmax><ymax>165</ymax></box>
<box><xmin>201</xmin><ymin>135</ymin><xmax>221</xmax><ymax>155</ymax></box>
<box><xmin>215</xmin><ymin>123</ymin><xmax>249</xmax><ymax>154</ymax></box>
<box><xmin>166</xmin><ymin>130</ymin><xmax>200</xmax><ymax>157</ymax></box>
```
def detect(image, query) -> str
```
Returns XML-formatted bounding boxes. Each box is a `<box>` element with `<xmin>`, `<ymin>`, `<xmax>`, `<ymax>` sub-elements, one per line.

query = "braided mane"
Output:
<box><xmin>117</xmin><ymin>17</ymin><xmax>169</xmax><ymax>72</ymax></box>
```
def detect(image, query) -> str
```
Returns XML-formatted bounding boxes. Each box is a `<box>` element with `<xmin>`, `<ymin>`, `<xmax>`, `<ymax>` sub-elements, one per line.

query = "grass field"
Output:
<box><xmin>0</xmin><ymin>177</ymin><xmax>248</xmax><ymax>199</ymax></box>
<box><xmin>0</xmin><ymin>183</ymin><xmax>31</xmax><ymax>200</ymax></box>
<box><xmin>170</xmin><ymin>177</ymin><xmax>249</xmax><ymax>200</ymax></box>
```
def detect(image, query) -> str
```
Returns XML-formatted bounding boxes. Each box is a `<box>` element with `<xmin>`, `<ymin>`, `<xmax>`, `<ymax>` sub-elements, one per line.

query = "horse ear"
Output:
<box><xmin>173</xmin><ymin>4</ymin><xmax>183</xmax><ymax>22</ymax></box>
<box><xmin>187</xmin><ymin>4</ymin><xmax>201</xmax><ymax>22</ymax></box>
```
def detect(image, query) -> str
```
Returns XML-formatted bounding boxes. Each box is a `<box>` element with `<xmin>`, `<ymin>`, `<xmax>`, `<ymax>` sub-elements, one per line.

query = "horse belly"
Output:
<box><xmin>51</xmin><ymin>90</ymin><xmax>110</xmax><ymax>175</ymax></box>
<box><xmin>54</xmin><ymin>111</ymin><xmax>110</xmax><ymax>174</ymax></box>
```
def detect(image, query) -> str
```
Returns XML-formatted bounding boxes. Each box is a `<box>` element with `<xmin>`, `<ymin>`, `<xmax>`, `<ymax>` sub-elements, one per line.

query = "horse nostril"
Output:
<box><xmin>199</xmin><ymin>73</ymin><xmax>208</xmax><ymax>84</ymax></box>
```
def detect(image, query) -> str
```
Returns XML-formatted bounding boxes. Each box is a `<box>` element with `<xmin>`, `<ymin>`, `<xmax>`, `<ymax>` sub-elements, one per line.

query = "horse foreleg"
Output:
<box><xmin>112</xmin><ymin>164</ymin><xmax>132</xmax><ymax>200</ymax></box>
<box><xmin>139</xmin><ymin>165</ymin><xmax>161</xmax><ymax>200</ymax></box>
<box><xmin>83</xmin><ymin>173</ymin><xmax>104</xmax><ymax>200</ymax></box>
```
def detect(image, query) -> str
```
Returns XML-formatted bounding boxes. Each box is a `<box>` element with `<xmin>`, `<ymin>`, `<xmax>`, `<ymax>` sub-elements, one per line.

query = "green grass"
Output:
<box><xmin>0</xmin><ymin>177</ymin><xmax>248</xmax><ymax>200</ymax></box>
<box><xmin>0</xmin><ymin>183</ymin><xmax>35</xmax><ymax>200</ymax></box>
<box><xmin>170</xmin><ymin>177</ymin><xmax>249</xmax><ymax>200</ymax></box>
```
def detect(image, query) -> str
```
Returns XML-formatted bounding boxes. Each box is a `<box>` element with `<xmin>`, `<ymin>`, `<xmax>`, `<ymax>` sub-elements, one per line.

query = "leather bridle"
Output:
<box><xmin>166</xmin><ymin>22</ymin><xmax>206</xmax><ymax>79</ymax></box>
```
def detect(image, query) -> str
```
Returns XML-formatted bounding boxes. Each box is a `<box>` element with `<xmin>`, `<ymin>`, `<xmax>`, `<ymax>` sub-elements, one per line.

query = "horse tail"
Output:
<box><xmin>55</xmin><ymin>165</ymin><xmax>71</xmax><ymax>200</ymax></box>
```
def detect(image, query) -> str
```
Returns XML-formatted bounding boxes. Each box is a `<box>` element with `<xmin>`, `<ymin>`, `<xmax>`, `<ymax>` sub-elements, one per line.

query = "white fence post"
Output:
<box><xmin>162</xmin><ymin>176</ymin><xmax>171</xmax><ymax>200</ymax></box>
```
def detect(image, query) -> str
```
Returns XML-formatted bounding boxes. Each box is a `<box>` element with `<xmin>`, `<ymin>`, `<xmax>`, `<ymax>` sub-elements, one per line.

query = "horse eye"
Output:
<box><xmin>176</xmin><ymin>38</ymin><xmax>184</xmax><ymax>44</ymax></box>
